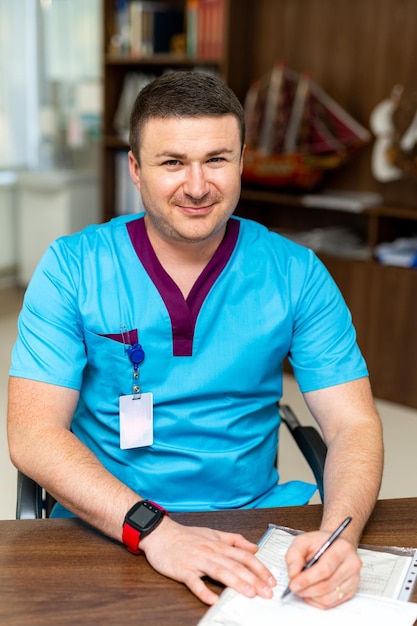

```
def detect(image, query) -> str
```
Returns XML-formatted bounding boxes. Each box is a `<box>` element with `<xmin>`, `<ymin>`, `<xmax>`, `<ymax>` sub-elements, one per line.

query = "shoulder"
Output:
<box><xmin>232</xmin><ymin>215</ymin><xmax>321</xmax><ymax>270</ymax></box>
<box><xmin>42</xmin><ymin>214</ymin><xmax>144</xmax><ymax>274</ymax></box>
<box><xmin>52</xmin><ymin>213</ymin><xmax>143</xmax><ymax>251</ymax></box>
<box><xmin>28</xmin><ymin>213</ymin><xmax>144</xmax><ymax>297</ymax></box>
<box><xmin>232</xmin><ymin>216</ymin><xmax>341</xmax><ymax>311</ymax></box>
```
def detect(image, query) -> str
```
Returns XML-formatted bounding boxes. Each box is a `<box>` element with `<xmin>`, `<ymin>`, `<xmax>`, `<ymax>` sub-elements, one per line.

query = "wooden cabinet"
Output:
<box><xmin>322</xmin><ymin>254</ymin><xmax>417</xmax><ymax>409</ymax></box>
<box><xmin>236</xmin><ymin>192</ymin><xmax>417</xmax><ymax>408</ymax></box>
<box><xmin>101</xmin><ymin>0</ymin><xmax>417</xmax><ymax>408</ymax></box>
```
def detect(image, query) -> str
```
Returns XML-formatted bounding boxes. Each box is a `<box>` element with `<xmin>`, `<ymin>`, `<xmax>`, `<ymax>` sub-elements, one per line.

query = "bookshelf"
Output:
<box><xmin>101</xmin><ymin>0</ymin><xmax>417</xmax><ymax>408</ymax></box>
<box><xmin>102</xmin><ymin>0</ymin><xmax>250</xmax><ymax>221</ymax></box>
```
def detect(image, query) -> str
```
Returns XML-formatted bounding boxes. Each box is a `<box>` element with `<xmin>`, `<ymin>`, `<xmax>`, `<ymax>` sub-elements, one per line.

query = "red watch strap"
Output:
<box><xmin>122</xmin><ymin>522</ymin><xmax>143</xmax><ymax>555</ymax></box>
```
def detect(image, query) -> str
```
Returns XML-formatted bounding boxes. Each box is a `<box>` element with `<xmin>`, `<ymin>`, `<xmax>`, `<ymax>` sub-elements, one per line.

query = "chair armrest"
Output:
<box><xmin>279</xmin><ymin>404</ymin><xmax>327</xmax><ymax>502</ymax></box>
<box><xmin>16</xmin><ymin>471</ymin><xmax>43</xmax><ymax>519</ymax></box>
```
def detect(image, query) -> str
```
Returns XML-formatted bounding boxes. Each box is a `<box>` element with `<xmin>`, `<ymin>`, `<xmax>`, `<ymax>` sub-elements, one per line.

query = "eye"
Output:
<box><xmin>207</xmin><ymin>156</ymin><xmax>226</xmax><ymax>165</ymax></box>
<box><xmin>163</xmin><ymin>159</ymin><xmax>181</xmax><ymax>167</ymax></box>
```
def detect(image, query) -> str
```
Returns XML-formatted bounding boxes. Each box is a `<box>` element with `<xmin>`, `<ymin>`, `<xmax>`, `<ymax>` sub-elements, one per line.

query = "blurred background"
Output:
<box><xmin>1</xmin><ymin>0</ymin><xmax>416</xmax><ymax>519</ymax></box>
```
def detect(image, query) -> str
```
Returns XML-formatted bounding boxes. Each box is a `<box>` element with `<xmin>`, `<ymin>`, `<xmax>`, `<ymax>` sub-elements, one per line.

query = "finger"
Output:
<box><xmin>293</xmin><ymin>560</ymin><xmax>361</xmax><ymax>600</ymax></box>
<box><xmin>290</xmin><ymin>540</ymin><xmax>361</xmax><ymax>593</ymax></box>
<box><xmin>197</xmin><ymin>530</ymin><xmax>276</xmax><ymax>587</ymax></box>
<box><xmin>181</xmin><ymin>570</ymin><xmax>221</xmax><ymax>606</ymax></box>
<box><xmin>303</xmin><ymin>578</ymin><xmax>358</xmax><ymax>610</ymax></box>
<box><xmin>216</xmin><ymin>541</ymin><xmax>276</xmax><ymax>585</ymax></box>
<box><xmin>294</xmin><ymin>554</ymin><xmax>361</xmax><ymax>606</ymax></box>
<box><xmin>195</xmin><ymin>550</ymin><xmax>275</xmax><ymax>599</ymax></box>
<box><xmin>216</xmin><ymin>530</ymin><xmax>259</xmax><ymax>553</ymax></box>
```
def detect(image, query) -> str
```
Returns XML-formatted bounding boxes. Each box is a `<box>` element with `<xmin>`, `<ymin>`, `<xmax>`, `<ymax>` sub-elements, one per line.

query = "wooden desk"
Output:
<box><xmin>1</xmin><ymin>498</ymin><xmax>416</xmax><ymax>625</ymax></box>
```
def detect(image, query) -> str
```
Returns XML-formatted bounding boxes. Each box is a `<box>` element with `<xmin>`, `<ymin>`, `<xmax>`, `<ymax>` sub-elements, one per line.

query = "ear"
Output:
<box><xmin>128</xmin><ymin>150</ymin><xmax>141</xmax><ymax>188</ymax></box>
<box><xmin>239</xmin><ymin>144</ymin><xmax>246</xmax><ymax>175</ymax></box>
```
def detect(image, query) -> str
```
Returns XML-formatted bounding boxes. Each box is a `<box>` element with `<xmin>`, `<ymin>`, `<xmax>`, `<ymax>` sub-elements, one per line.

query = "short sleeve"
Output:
<box><xmin>287</xmin><ymin>251</ymin><xmax>368</xmax><ymax>392</ymax></box>
<box><xmin>10</xmin><ymin>238</ymin><xmax>86</xmax><ymax>389</ymax></box>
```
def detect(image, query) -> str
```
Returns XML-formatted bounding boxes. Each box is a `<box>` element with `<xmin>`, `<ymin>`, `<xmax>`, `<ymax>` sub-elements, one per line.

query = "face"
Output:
<box><xmin>128</xmin><ymin>115</ymin><xmax>244</xmax><ymax>250</ymax></box>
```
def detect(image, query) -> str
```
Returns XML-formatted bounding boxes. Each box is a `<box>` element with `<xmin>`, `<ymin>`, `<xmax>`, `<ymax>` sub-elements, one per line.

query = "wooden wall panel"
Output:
<box><xmin>240</xmin><ymin>0</ymin><xmax>417</xmax><ymax>205</ymax></box>
<box><xmin>318</xmin><ymin>258</ymin><xmax>417</xmax><ymax>408</ymax></box>
<box><xmin>318</xmin><ymin>256</ymin><xmax>373</xmax><ymax>359</ymax></box>
<box><xmin>366</xmin><ymin>264</ymin><xmax>417</xmax><ymax>406</ymax></box>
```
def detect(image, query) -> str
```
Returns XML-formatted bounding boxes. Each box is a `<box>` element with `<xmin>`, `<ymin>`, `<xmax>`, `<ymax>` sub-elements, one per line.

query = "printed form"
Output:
<box><xmin>198</xmin><ymin>526</ymin><xmax>417</xmax><ymax>626</ymax></box>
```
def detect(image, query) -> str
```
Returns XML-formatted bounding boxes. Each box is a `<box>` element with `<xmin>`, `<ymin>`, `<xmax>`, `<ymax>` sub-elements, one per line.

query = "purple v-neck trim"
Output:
<box><xmin>126</xmin><ymin>217</ymin><xmax>240</xmax><ymax>356</ymax></box>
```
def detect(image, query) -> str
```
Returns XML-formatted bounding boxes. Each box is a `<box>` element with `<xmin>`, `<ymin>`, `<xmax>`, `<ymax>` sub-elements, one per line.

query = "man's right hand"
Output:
<box><xmin>139</xmin><ymin>516</ymin><xmax>277</xmax><ymax>605</ymax></box>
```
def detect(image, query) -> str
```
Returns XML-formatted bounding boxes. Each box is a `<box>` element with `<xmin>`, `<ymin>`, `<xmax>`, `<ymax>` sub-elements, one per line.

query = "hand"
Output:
<box><xmin>285</xmin><ymin>530</ymin><xmax>362</xmax><ymax>609</ymax></box>
<box><xmin>140</xmin><ymin>516</ymin><xmax>277</xmax><ymax>605</ymax></box>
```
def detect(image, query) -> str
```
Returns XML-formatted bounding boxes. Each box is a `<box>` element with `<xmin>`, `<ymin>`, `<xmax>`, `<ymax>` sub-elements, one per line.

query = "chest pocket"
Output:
<box><xmin>83</xmin><ymin>327</ymin><xmax>132</xmax><ymax>399</ymax></box>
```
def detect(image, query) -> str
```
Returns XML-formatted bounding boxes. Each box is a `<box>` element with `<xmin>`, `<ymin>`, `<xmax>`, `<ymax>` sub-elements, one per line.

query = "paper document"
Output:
<box><xmin>198</xmin><ymin>526</ymin><xmax>417</xmax><ymax>626</ymax></box>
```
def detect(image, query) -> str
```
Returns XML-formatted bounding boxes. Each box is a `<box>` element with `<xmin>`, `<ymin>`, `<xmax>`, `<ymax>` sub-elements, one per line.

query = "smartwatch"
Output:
<box><xmin>122</xmin><ymin>499</ymin><xmax>168</xmax><ymax>554</ymax></box>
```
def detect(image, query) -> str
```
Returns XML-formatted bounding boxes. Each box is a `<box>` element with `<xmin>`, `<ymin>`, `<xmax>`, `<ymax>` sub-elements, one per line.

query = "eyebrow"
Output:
<box><xmin>155</xmin><ymin>148</ymin><xmax>236</xmax><ymax>159</ymax></box>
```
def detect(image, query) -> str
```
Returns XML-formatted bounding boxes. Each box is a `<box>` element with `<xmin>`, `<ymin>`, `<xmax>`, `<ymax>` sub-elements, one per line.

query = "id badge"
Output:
<box><xmin>119</xmin><ymin>392</ymin><xmax>153</xmax><ymax>449</ymax></box>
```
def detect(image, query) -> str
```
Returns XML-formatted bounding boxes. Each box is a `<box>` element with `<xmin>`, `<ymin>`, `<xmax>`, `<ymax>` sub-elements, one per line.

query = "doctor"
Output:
<box><xmin>8</xmin><ymin>71</ymin><xmax>383</xmax><ymax>609</ymax></box>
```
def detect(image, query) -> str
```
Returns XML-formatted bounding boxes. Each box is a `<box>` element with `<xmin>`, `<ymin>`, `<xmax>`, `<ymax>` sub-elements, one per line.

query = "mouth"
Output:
<box><xmin>181</xmin><ymin>205</ymin><xmax>213</xmax><ymax>214</ymax></box>
<box><xmin>176</xmin><ymin>201</ymin><xmax>217</xmax><ymax>216</ymax></box>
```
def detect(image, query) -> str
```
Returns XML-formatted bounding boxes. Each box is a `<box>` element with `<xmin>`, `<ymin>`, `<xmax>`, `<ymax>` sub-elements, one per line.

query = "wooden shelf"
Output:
<box><xmin>240</xmin><ymin>187</ymin><xmax>305</xmax><ymax>207</ymax></box>
<box><xmin>240</xmin><ymin>187</ymin><xmax>417</xmax><ymax>259</ymax></box>
<box><xmin>105</xmin><ymin>53</ymin><xmax>224</xmax><ymax>66</ymax></box>
<box><xmin>367</xmin><ymin>205</ymin><xmax>417</xmax><ymax>221</ymax></box>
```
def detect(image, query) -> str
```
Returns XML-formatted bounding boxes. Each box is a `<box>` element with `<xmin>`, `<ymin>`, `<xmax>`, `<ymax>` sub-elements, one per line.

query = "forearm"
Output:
<box><xmin>12</xmin><ymin>425</ymin><xmax>141</xmax><ymax>541</ymax></box>
<box><xmin>320</xmin><ymin>421</ymin><xmax>383</xmax><ymax>545</ymax></box>
<box><xmin>8</xmin><ymin>377</ymin><xmax>140</xmax><ymax>542</ymax></box>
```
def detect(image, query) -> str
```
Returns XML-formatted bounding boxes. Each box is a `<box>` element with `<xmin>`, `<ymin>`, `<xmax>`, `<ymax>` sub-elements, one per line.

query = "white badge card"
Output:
<box><xmin>119</xmin><ymin>392</ymin><xmax>154</xmax><ymax>449</ymax></box>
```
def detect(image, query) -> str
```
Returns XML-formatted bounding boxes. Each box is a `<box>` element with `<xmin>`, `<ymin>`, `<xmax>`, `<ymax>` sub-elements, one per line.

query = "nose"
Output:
<box><xmin>183</xmin><ymin>163</ymin><xmax>210</xmax><ymax>200</ymax></box>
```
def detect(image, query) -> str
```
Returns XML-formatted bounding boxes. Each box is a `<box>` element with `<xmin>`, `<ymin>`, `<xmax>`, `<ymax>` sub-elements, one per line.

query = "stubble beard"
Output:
<box><xmin>146</xmin><ymin>193</ymin><xmax>232</xmax><ymax>245</ymax></box>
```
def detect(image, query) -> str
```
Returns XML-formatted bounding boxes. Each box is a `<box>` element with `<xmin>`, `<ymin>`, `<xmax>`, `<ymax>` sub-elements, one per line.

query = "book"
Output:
<box><xmin>114</xmin><ymin>0</ymin><xmax>130</xmax><ymax>56</ymax></box>
<box><xmin>141</xmin><ymin>4</ymin><xmax>154</xmax><ymax>56</ymax></box>
<box><xmin>212</xmin><ymin>0</ymin><xmax>225</xmax><ymax>58</ymax></box>
<box><xmin>152</xmin><ymin>6</ymin><xmax>184</xmax><ymax>54</ymax></box>
<box><xmin>186</xmin><ymin>0</ymin><xmax>199</xmax><ymax>57</ymax></box>
<box><xmin>129</xmin><ymin>2</ymin><xmax>144</xmax><ymax>57</ymax></box>
<box><xmin>113</xmin><ymin>72</ymin><xmax>155</xmax><ymax>141</ymax></box>
<box><xmin>197</xmin><ymin>0</ymin><xmax>225</xmax><ymax>58</ymax></box>
<box><xmin>127</xmin><ymin>1</ymin><xmax>184</xmax><ymax>57</ymax></box>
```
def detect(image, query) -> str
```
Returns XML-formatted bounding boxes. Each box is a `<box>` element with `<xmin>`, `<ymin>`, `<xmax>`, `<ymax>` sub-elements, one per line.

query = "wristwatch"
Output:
<box><xmin>122</xmin><ymin>499</ymin><xmax>168</xmax><ymax>554</ymax></box>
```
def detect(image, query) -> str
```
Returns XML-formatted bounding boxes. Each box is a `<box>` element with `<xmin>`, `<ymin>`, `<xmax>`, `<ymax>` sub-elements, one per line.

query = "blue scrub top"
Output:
<box><xmin>10</xmin><ymin>215</ymin><xmax>367</xmax><ymax>513</ymax></box>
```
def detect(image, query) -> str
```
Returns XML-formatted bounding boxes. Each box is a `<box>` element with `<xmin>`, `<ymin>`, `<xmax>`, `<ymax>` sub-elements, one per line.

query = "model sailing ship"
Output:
<box><xmin>243</xmin><ymin>63</ymin><xmax>371</xmax><ymax>190</ymax></box>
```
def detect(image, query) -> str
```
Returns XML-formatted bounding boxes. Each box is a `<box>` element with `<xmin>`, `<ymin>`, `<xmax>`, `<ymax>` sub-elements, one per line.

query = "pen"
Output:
<box><xmin>280</xmin><ymin>516</ymin><xmax>352</xmax><ymax>600</ymax></box>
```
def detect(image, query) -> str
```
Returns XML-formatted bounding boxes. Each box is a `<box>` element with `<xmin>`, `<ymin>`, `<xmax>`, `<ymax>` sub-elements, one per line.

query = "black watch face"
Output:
<box><xmin>128</xmin><ymin>501</ymin><xmax>164</xmax><ymax>533</ymax></box>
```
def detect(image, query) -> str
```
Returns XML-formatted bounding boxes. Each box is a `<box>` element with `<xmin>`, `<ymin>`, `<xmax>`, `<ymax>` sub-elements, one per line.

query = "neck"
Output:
<box><xmin>144</xmin><ymin>220</ymin><xmax>227</xmax><ymax>298</ymax></box>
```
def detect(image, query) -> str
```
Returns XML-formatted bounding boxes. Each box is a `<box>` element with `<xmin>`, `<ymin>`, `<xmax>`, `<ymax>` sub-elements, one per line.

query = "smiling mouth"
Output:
<box><xmin>175</xmin><ymin>199</ymin><xmax>218</xmax><ymax>214</ymax></box>
<box><xmin>180</xmin><ymin>204</ymin><xmax>213</xmax><ymax>210</ymax></box>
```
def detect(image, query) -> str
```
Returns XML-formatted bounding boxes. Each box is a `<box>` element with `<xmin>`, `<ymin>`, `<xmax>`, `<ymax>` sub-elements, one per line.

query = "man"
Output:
<box><xmin>8</xmin><ymin>71</ymin><xmax>383</xmax><ymax>609</ymax></box>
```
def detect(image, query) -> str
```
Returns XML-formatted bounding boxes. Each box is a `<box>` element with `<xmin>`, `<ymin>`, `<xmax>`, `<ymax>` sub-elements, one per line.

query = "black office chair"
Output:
<box><xmin>16</xmin><ymin>470</ymin><xmax>56</xmax><ymax>519</ymax></box>
<box><xmin>278</xmin><ymin>404</ymin><xmax>326</xmax><ymax>503</ymax></box>
<box><xmin>16</xmin><ymin>403</ymin><xmax>326</xmax><ymax>519</ymax></box>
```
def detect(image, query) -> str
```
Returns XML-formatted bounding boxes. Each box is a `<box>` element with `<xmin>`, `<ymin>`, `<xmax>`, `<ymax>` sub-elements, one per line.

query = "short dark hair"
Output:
<box><xmin>129</xmin><ymin>71</ymin><xmax>245</xmax><ymax>163</ymax></box>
